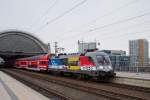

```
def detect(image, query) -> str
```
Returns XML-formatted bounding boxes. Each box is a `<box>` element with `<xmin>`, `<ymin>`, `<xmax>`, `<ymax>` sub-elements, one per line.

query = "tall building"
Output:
<box><xmin>129</xmin><ymin>39</ymin><xmax>149</xmax><ymax>67</ymax></box>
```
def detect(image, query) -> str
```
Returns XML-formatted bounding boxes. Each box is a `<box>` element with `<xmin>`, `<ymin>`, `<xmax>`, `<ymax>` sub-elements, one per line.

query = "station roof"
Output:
<box><xmin>0</xmin><ymin>30</ymin><xmax>48</xmax><ymax>54</ymax></box>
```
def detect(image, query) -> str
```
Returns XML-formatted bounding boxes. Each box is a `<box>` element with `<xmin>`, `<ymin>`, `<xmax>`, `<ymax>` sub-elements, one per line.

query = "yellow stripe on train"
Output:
<box><xmin>68</xmin><ymin>66</ymin><xmax>80</xmax><ymax>70</ymax></box>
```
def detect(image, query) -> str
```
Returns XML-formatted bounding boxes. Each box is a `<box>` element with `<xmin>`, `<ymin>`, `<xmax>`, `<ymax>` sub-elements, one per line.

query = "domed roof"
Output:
<box><xmin>0</xmin><ymin>30</ymin><xmax>48</xmax><ymax>53</ymax></box>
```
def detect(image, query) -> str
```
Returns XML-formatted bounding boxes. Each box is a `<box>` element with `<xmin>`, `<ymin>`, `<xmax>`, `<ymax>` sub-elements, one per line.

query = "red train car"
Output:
<box><xmin>15</xmin><ymin>54</ymin><xmax>51</xmax><ymax>71</ymax></box>
<box><xmin>15</xmin><ymin>59</ymin><xmax>28</xmax><ymax>69</ymax></box>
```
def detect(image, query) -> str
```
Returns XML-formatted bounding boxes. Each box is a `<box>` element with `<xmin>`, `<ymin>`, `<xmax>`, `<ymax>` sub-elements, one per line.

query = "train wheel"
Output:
<box><xmin>60</xmin><ymin>71</ymin><xmax>64</xmax><ymax>76</ymax></box>
<box><xmin>84</xmin><ymin>74</ymin><xmax>89</xmax><ymax>79</ymax></box>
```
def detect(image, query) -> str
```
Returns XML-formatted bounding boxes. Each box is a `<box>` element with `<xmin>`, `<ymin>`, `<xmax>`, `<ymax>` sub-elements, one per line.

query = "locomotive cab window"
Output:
<box><xmin>96</xmin><ymin>55</ymin><xmax>110</xmax><ymax>65</ymax></box>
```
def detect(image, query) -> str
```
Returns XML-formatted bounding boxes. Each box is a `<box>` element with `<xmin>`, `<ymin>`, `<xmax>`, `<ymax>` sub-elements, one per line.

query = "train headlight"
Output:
<box><xmin>97</xmin><ymin>66</ymin><xmax>104</xmax><ymax>70</ymax></box>
<box><xmin>108</xmin><ymin>66</ymin><xmax>112</xmax><ymax>70</ymax></box>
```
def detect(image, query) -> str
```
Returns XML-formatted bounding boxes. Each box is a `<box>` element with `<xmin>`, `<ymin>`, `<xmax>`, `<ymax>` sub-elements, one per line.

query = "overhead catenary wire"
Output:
<box><xmin>59</xmin><ymin>24</ymin><xmax>150</xmax><ymax>52</ymax></box>
<box><xmin>89</xmin><ymin>19</ymin><xmax>150</xmax><ymax>39</ymax></box>
<box><xmin>69</xmin><ymin>20</ymin><xmax>150</xmax><ymax>43</ymax></box>
<box><xmin>34</xmin><ymin>0</ymin><xmax>89</xmax><ymax>32</ymax></box>
<box><xmin>30</xmin><ymin>0</ymin><xmax>150</xmax><ymax>52</ymax></box>
<box><xmin>79</xmin><ymin>0</ymin><xmax>139</xmax><ymax>29</ymax></box>
<box><xmin>116</xmin><ymin>29</ymin><xmax>150</xmax><ymax>40</ymax></box>
<box><xmin>57</xmin><ymin>24</ymin><xmax>149</xmax><ymax>53</ymax></box>
<box><xmin>54</xmin><ymin>0</ymin><xmax>139</xmax><ymax>41</ymax></box>
<box><xmin>98</xmin><ymin>28</ymin><xmax>150</xmax><ymax>41</ymax></box>
<box><xmin>57</xmin><ymin>9</ymin><xmax>150</xmax><ymax>42</ymax></box>
<box><xmin>61</xmin><ymin>28</ymin><xmax>150</xmax><ymax>50</ymax></box>
<box><xmin>103</xmin><ymin>29</ymin><xmax>150</xmax><ymax>47</ymax></box>
<box><xmin>88</xmin><ymin>10</ymin><xmax>150</xmax><ymax>33</ymax></box>
<box><xmin>30</xmin><ymin>0</ymin><xmax>59</xmax><ymax>29</ymax></box>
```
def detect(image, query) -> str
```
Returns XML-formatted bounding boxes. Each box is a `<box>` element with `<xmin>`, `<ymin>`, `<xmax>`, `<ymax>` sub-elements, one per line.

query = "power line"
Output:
<box><xmin>62</xmin><ymin>20</ymin><xmax>150</xmax><ymax>43</ymax></box>
<box><xmin>88</xmin><ymin>11</ymin><xmax>150</xmax><ymax>33</ymax></box>
<box><xmin>79</xmin><ymin>0</ymin><xmax>139</xmax><ymax>29</ymax></box>
<box><xmin>58</xmin><ymin>9</ymin><xmax>150</xmax><ymax>41</ymax></box>
<box><xmin>34</xmin><ymin>0</ymin><xmax>89</xmax><ymax>32</ymax></box>
<box><xmin>101</xmin><ymin>29</ymin><xmax>150</xmax><ymax>40</ymax></box>
<box><xmin>54</xmin><ymin>0</ymin><xmax>139</xmax><ymax>42</ymax></box>
<box><xmin>91</xmin><ymin>19</ymin><xmax>150</xmax><ymax>39</ymax></box>
<box><xmin>60</xmin><ymin>28</ymin><xmax>150</xmax><ymax>49</ymax></box>
<box><xmin>101</xmin><ymin>29</ymin><xmax>150</xmax><ymax>46</ymax></box>
<box><xmin>30</xmin><ymin>0</ymin><xmax>58</xmax><ymax>29</ymax></box>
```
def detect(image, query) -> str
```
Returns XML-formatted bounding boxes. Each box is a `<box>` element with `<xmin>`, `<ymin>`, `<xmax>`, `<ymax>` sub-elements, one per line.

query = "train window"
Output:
<box><xmin>39</xmin><ymin>61</ymin><xmax>48</xmax><ymax>65</ymax></box>
<box><xmin>21</xmin><ymin>62</ymin><xmax>27</xmax><ymax>65</ymax></box>
<box><xmin>31</xmin><ymin>62</ymin><xmax>37</xmax><ymax>65</ymax></box>
<box><xmin>96</xmin><ymin>55</ymin><xmax>110</xmax><ymax>65</ymax></box>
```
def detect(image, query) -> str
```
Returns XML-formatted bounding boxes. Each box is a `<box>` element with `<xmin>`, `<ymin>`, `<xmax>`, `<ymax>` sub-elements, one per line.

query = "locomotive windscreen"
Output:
<box><xmin>96</xmin><ymin>55</ymin><xmax>110</xmax><ymax>65</ymax></box>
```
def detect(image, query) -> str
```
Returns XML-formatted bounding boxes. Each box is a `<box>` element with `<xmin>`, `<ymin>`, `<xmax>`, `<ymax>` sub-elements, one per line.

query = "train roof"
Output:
<box><xmin>59</xmin><ymin>53</ymin><xmax>81</xmax><ymax>59</ymax></box>
<box><xmin>16</xmin><ymin>53</ymin><xmax>51</xmax><ymax>61</ymax></box>
<box><xmin>85</xmin><ymin>51</ymin><xmax>108</xmax><ymax>56</ymax></box>
<box><xmin>52</xmin><ymin>51</ymin><xmax>109</xmax><ymax>59</ymax></box>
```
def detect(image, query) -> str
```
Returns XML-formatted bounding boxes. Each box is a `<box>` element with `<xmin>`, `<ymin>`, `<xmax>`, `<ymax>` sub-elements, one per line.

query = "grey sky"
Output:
<box><xmin>0</xmin><ymin>0</ymin><xmax>150</xmax><ymax>54</ymax></box>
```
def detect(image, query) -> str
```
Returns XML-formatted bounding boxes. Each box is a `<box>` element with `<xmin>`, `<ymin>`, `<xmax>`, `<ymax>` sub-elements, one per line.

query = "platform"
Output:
<box><xmin>0</xmin><ymin>71</ymin><xmax>49</xmax><ymax>100</ymax></box>
<box><xmin>116</xmin><ymin>71</ymin><xmax>150</xmax><ymax>80</ymax></box>
<box><xmin>112</xmin><ymin>71</ymin><xmax>150</xmax><ymax>88</ymax></box>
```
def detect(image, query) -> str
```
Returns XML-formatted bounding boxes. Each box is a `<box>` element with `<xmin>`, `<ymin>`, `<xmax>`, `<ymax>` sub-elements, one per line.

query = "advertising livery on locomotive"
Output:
<box><xmin>15</xmin><ymin>50</ymin><xmax>115</xmax><ymax>79</ymax></box>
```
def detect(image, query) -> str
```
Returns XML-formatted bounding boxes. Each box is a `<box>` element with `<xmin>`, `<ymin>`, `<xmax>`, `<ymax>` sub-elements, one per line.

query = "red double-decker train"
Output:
<box><xmin>15</xmin><ymin>54</ymin><xmax>50</xmax><ymax>71</ymax></box>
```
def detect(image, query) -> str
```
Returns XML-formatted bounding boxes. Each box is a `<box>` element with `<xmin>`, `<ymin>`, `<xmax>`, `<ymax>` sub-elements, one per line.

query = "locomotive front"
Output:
<box><xmin>85</xmin><ymin>51</ymin><xmax>116</xmax><ymax>78</ymax></box>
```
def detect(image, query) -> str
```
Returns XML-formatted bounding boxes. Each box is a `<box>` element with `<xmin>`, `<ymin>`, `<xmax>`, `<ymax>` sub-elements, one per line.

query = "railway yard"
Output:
<box><xmin>1</xmin><ymin>68</ymin><xmax>150</xmax><ymax>100</ymax></box>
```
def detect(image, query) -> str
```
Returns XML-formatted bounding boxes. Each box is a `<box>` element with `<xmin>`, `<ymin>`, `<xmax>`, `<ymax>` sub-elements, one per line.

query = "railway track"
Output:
<box><xmin>2</xmin><ymin>68</ymin><xmax>150</xmax><ymax>100</ymax></box>
<box><xmin>2</xmin><ymin>69</ymin><xmax>108</xmax><ymax>100</ymax></box>
<box><xmin>1</xmin><ymin>69</ymin><xmax>70</xmax><ymax>100</ymax></box>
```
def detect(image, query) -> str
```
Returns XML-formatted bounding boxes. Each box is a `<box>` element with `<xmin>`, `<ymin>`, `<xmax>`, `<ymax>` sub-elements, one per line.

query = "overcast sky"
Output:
<box><xmin>0</xmin><ymin>0</ymin><xmax>150</xmax><ymax>54</ymax></box>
